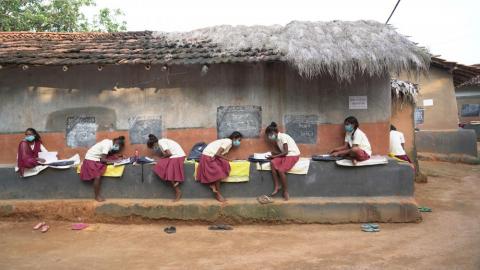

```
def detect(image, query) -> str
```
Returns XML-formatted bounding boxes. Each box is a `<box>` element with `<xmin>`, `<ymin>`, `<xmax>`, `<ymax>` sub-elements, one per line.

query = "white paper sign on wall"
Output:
<box><xmin>349</xmin><ymin>96</ymin><xmax>368</xmax><ymax>110</ymax></box>
<box><xmin>423</xmin><ymin>99</ymin><xmax>434</xmax><ymax>107</ymax></box>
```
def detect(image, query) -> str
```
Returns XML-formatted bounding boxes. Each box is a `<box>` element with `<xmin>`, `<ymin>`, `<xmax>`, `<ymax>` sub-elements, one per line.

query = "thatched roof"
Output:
<box><xmin>0</xmin><ymin>20</ymin><xmax>429</xmax><ymax>81</ymax></box>
<box><xmin>391</xmin><ymin>79</ymin><xmax>418</xmax><ymax>104</ymax></box>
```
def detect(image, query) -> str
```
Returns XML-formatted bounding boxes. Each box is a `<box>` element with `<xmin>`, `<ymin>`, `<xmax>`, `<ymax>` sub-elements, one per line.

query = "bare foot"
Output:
<box><xmin>173</xmin><ymin>190</ymin><xmax>182</xmax><ymax>202</ymax></box>
<box><xmin>215</xmin><ymin>193</ymin><xmax>226</xmax><ymax>202</ymax></box>
<box><xmin>283</xmin><ymin>191</ymin><xmax>290</xmax><ymax>201</ymax></box>
<box><xmin>271</xmin><ymin>187</ymin><xmax>280</xmax><ymax>196</ymax></box>
<box><xmin>352</xmin><ymin>159</ymin><xmax>358</xmax><ymax>166</ymax></box>
<box><xmin>95</xmin><ymin>196</ymin><xmax>106</xmax><ymax>202</ymax></box>
<box><xmin>209</xmin><ymin>184</ymin><xmax>218</xmax><ymax>193</ymax></box>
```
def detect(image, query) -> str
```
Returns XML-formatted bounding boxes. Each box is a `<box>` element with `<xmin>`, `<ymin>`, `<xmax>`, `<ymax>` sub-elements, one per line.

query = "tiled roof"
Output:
<box><xmin>0</xmin><ymin>31</ymin><xmax>283</xmax><ymax>66</ymax></box>
<box><xmin>431</xmin><ymin>57</ymin><xmax>480</xmax><ymax>87</ymax></box>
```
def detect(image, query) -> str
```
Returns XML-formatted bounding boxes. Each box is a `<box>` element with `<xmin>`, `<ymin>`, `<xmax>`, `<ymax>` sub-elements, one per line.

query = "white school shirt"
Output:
<box><xmin>345</xmin><ymin>128</ymin><xmax>372</xmax><ymax>156</ymax></box>
<box><xmin>158</xmin><ymin>139</ymin><xmax>186</xmax><ymax>158</ymax></box>
<box><xmin>202</xmin><ymin>138</ymin><xmax>232</xmax><ymax>157</ymax></box>
<box><xmin>389</xmin><ymin>130</ymin><xmax>406</xmax><ymax>156</ymax></box>
<box><xmin>84</xmin><ymin>139</ymin><xmax>113</xmax><ymax>161</ymax></box>
<box><xmin>276</xmin><ymin>133</ymin><xmax>301</xmax><ymax>156</ymax></box>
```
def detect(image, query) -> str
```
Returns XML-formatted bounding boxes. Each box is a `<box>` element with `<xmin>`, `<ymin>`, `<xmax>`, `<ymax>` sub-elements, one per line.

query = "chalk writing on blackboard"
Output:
<box><xmin>284</xmin><ymin>115</ymin><xmax>318</xmax><ymax>144</ymax></box>
<box><xmin>415</xmin><ymin>107</ymin><xmax>424</xmax><ymax>125</ymax></box>
<box><xmin>66</xmin><ymin>116</ymin><xmax>97</xmax><ymax>148</ymax></box>
<box><xmin>461</xmin><ymin>104</ymin><xmax>480</xmax><ymax>117</ymax></box>
<box><xmin>128</xmin><ymin>115</ymin><xmax>162</xmax><ymax>144</ymax></box>
<box><xmin>217</xmin><ymin>106</ymin><xmax>261</xmax><ymax>138</ymax></box>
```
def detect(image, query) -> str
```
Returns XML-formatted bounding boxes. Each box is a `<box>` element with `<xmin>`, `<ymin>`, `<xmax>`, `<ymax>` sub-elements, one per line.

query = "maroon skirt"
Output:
<box><xmin>152</xmin><ymin>156</ymin><xmax>185</xmax><ymax>182</ymax></box>
<box><xmin>271</xmin><ymin>156</ymin><xmax>300</xmax><ymax>172</ymax></box>
<box><xmin>196</xmin><ymin>154</ymin><xmax>231</xmax><ymax>184</ymax></box>
<box><xmin>395</xmin><ymin>155</ymin><xmax>412</xmax><ymax>163</ymax></box>
<box><xmin>80</xmin><ymin>159</ymin><xmax>107</xmax><ymax>181</ymax></box>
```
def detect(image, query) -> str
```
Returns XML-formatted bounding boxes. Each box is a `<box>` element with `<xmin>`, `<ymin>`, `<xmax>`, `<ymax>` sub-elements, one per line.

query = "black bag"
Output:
<box><xmin>187</xmin><ymin>142</ymin><xmax>208</xmax><ymax>161</ymax></box>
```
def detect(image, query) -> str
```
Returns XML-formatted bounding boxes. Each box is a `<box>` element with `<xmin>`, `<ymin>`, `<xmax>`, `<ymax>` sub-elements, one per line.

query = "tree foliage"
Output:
<box><xmin>0</xmin><ymin>0</ymin><xmax>127</xmax><ymax>32</ymax></box>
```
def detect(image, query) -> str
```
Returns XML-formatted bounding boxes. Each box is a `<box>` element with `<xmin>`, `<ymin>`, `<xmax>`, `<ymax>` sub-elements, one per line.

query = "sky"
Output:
<box><xmin>83</xmin><ymin>0</ymin><xmax>480</xmax><ymax>65</ymax></box>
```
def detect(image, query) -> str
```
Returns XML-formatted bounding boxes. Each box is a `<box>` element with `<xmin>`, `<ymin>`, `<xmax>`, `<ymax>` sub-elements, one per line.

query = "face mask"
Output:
<box><xmin>25</xmin><ymin>135</ymin><xmax>35</xmax><ymax>142</ymax></box>
<box><xmin>268</xmin><ymin>134</ymin><xmax>277</xmax><ymax>141</ymax></box>
<box><xmin>112</xmin><ymin>144</ymin><xmax>120</xmax><ymax>151</ymax></box>
<box><xmin>345</xmin><ymin>124</ymin><xmax>354</xmax><ymax>133</ymax></box>
<box><xmin>232</xmin><ymin>140</ymin><xmax>241</xmax><ymax>147</ymax></box>
<box><xmin>153</xmin><ymin>145</ymin><xmax>161</xmax><ymax>152</ymax></box>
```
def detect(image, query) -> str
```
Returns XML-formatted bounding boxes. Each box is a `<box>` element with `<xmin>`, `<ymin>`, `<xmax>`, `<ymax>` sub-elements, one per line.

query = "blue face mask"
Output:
<box><xmin>268</xmin><ymin>134</ymin><xmax>277</xmax><ymax>141</ymax></box>
<box><xmin>232</xmin><ymin>140</ymin><xmax>241</xmax><ymax>147</ymax></box>
<box><xmin>25</xmin><ymin>135</ymin><xmax>36</xmax><ymax>142</ymax></box>
<box><xmin>153</xmin><ymin>145</ymin><xmax>161</xmax><ymax>152</ymax></box>
<box><xmin>112</xmin><ymin>144</ymin><xmax>120</xmax><ymax>151</ymax></box>
<box><xmin>345</xmin><ymin>124</ymin><xmax>354</xmax><ymax>133</ymax></box>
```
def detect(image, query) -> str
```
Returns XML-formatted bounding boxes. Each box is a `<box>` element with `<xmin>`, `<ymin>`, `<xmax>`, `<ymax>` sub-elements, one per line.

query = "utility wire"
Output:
<box><xmin>385</xmin><ymin>0</ymin><xmax>401</xmax><ymax>25</ymax></box>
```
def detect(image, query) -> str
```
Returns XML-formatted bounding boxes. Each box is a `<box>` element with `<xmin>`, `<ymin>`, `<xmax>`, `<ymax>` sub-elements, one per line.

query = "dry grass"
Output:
<box><xmin>155</xmin><ymin>20</ymin><xmax>430</xmax><ymax>82</ymax></box>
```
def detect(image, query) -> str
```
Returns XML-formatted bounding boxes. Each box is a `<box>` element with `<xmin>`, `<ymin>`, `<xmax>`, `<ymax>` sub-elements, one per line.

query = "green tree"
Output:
<box><xmin>0</xmin><ymin>0</ymin><xmax>127</xmax><ymax>32</ymax></box>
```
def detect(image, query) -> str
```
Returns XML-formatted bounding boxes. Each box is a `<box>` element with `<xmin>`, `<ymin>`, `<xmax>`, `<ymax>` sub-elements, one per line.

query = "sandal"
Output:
<box><xmin>361</xmin><ymin>223</ymin><xmax>379</xmax><ymax>230</ymax></box>
<box><xmin>257</xmin><ymin>195</ymin><xmax>273</xmax><ymax>204</ymax></box>
<box><xmin>418</xmin><ymin>206</ymin><xmax>432</xmax><ymax>212</ymax></box>
<box><xmin>72</xmin><ymin>223</ymin><xmax>89</xmax><ymax>230</ymax></box>
<box><xmin>164</xmin><ymin>226</ymin><xmax>176</xmax><ymax>234</ymax></box>
<box><xmin>40</xmin><ymin>224</ymin><xmax>50</xmax><ymax>233</ymax></box>
<box><xmin>208</xmin><ymin>224</ymin><xmax>233</xmax><ymax>231</ymax></box>
<box><xmin>33</xmin><ymin>222</ymin><xmax>46</xmax><ymax>230</ymax></box>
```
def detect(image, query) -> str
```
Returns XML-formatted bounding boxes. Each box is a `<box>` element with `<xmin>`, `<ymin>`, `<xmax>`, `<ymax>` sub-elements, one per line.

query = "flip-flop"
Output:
<box><xmin>33</xmin><ymin>222</ymin><xmax>46</xmax><ymax>230</ymax></box>
<box><xmin>418</xmin><ymin>207</ymin><xmax>432</xmax><ymax>212</ymax></box>
<box><xmin>40</xmin><ymin>224</ymin><xmax>50</xmax><ymax>233</ymax></box>
<box><xmin>164</xmin><ymin>226</ymin><xmax>176</xmax><ymax>234</ymax></box>
<box><xmin>361</xmin><ymin>223</ymin><xmax>379</xmax><ymax>230</ymax></box>
<box><xmin>257</xmin><ymin>195</ymin><xmax>273</xmax><ymax>204</ymax></box>
<box><xmin>362</xmin><ymin>227</ymin><xmax>380</xmax><ymax>233</ymax></box>
<box><xmin>208</xmin><ymin>224</ymin><xmax>233</xmax><ymax>231</ymax></box>
<box><xmin>72</xmin><ymin>223</ymin><xmax>89</xmax><ymax>230</ymax></box>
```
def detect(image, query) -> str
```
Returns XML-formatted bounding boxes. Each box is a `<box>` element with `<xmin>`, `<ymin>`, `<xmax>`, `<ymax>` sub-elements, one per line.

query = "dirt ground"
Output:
<box><xmin>0</xmin><ymin>161</ymin><xmax>479</xmax><ymax>270</ymax></box>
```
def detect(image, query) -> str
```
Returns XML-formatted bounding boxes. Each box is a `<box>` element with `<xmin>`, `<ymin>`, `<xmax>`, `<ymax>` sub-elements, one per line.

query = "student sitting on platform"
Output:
<box><xmin>264</xmin><ymin>122</ymin><xmax>301</xmax><ymax>201</ymax></box>
<box><xmin>196</xmin><ymin>131</ymin><xmax>243</xmax><ymax>202</ymax></box>
<box><xmin>80</xmin><ymin>136</ymin><xmax>125</xmax><ymax>202</ymax></box>
<box><xmin>330</xmin><ymin>116</ymin><xmax>372</xmax><ymax>165</ymax></box>
<box><xmin>389</xmin><ymin>125</ymin><xmax>412</xmax><ymax>163</ymax></box>
<box><xmin>147</xmin><ymin>134</ymin><xmax>186</xmax><ymax>202</ymax></box>
<box><xmin>16</xmin><ymin>128</ymin><xmax>48</xmax><ymax>177</ymax></box>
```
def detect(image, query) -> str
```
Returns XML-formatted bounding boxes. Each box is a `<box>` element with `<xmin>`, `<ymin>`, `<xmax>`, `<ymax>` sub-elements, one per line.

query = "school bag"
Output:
<box><xmin>187</xmin><ymin>142</ymin><xmax>207</xmax><ymax>161</ymax></box>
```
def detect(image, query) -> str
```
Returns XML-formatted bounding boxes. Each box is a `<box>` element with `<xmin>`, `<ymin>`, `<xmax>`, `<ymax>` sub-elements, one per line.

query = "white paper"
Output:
<box><xmin>349</xmin><ymin>96</ymin><xmax>368</xmax><ymax>110</ymax></box>
<box><xmin>114</xmin><ymin>158</ymin><xmax>131</xmax><ymax>166</ymax></box>
<box><xmin>254</xmin><ymin>152</ymin><xmax>272</xmax><ymax>159</ymax></box>
<box><xmin>423</xmin><ymin>99</ymin><xmax>433</xmax><ymax>106</ymax></box>
<box><xmin>38</xmin><ymin>152</ymin><xmax>58</xmax><ymax>164</ymax></box>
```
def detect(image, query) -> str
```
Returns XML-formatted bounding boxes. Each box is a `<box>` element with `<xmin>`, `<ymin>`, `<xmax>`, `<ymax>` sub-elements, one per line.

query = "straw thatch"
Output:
<box><xmin>157</xmin><ymin>20</ymin><xmax>430</xmax><ymax>81</ymax></box>
<box><xmin>391</xmin><ymin>79</ymin><xmax>418</xmax><ymax>104</ymax></box>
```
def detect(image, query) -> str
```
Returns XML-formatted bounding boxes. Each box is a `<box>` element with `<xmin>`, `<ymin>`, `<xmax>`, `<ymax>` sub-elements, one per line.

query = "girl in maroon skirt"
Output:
<box><xmin>80</xmin><ymin>136</ymin><xmax>125</xmax><ymax>202</ymax></box>
<box><xmin>265</xmin><ymin>122</ymin><xmax>301</xmax><ymax>201</ymax></box>
<box><xmin>330</xmin><ymin>116</ymin><xmax>372</xmax><ymax>165</ymax></box>
<box><xmin>147</xmin><ymin>134</ymin><xmax>186</xmax><ymax>202</ymax></box>
<box><xmin>16</xmin><ymin>128</ymin><xmax>48</xmax><ymax>177</ymax></box>
<box><xmin>196</xmin><ymin>131</ymin><xmax>243</xmax><ymax>202</ymax></box>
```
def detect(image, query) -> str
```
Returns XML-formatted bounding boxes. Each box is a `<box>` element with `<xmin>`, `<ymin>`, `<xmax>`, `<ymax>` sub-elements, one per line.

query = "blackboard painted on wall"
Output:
<box><xmin>284</xmin><ymin>114</ymin><xmax>318</xmax><ymax>144</ymax></box>
<box><xmin>128</xmin><ymin>115</ymin><xmax>162</xmax><ymax>145</ymax></box>
<box><xmin>66</xmin><ymin>116</ymin><xmax>97</xmax><ymax>148</ymax></box>
<box><xmin>217</xmin><ymin>106</ymin><xmax>262</xmax><ymax>139</ymax></box>
<box><xmin>461</xmin><ymin>104</ymin><xmax>480</xmax><ymax>117</ymax></box>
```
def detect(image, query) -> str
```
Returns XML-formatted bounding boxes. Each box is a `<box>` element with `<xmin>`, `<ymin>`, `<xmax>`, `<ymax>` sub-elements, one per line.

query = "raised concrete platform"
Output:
<box><xmin>415</xmin><ymin>129</ymin><xmax>478</xmax><ymax>158</ymax></box>
<box><xmin>0</xmin><ymin>198</ymin><xmax>421</xmax><ymax>224</ymax></box>
<box><xmin>0</xmin><ymin>160</ymin><xmax>420</xmax><ymax>223</ymax></box>
<box><xmin>0</xmin><ymin>160</ymin><xmax>414</xmax><ymax>199</ymax></box>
